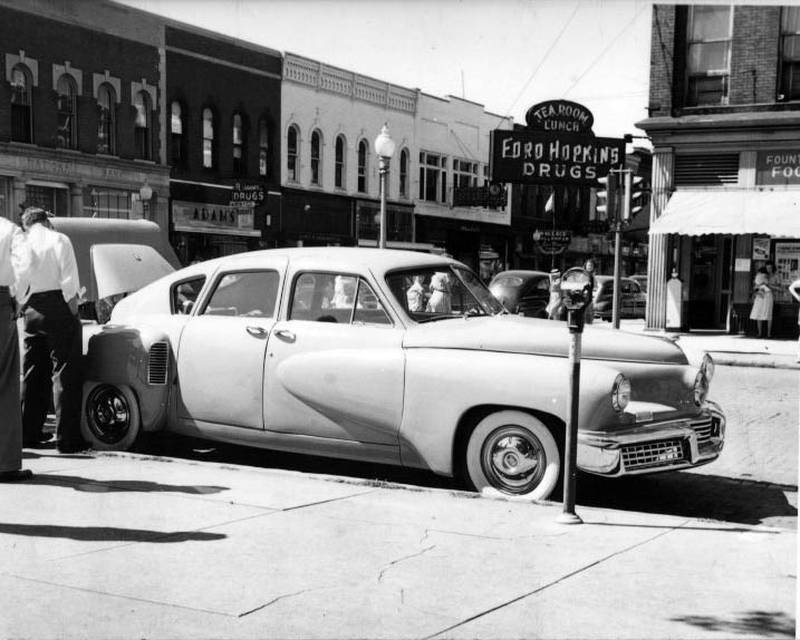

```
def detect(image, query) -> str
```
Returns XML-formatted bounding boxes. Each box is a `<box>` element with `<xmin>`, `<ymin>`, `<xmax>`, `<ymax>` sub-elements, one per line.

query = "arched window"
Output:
<box><xmin>399</xmin><ymin>148</ymin><xmax>409</xmax><ymax>197</ymax></box>
<box><xmin>56</xmin><ymin>74</ymin><xmax>77</xmax><ymax>149</ymax></box>
<box><xmin>133</xmin><ymin>90</ymin><xmax>152</xmax><ymax>160</ymax></box>
<box><xmin>170</xmin><ymin>101</ymin><xmax>184</xmax><ymax>167</ymax></box>
<box><xmin>287</xmin><ymin>125</ymin><xmax>299</xmax><ymax>182</ymax></box>
<box><xmin>258</xmin><ymin>119</ymin><xmax>269</xmax><ymax>177</ymax></box>
<box><xmin>357</xmin><ymin>139</ymin><xmax>369</xmax><ymax>193</ymax></box>
<box><xmin>97</xmin><ymin>83</ymin><xmax>116</xmax><ymax>154</ymax></box>
<box><xmin>334</xmin><ymin>135</ymin><xmax>346</xmax><ymax>189</ymax></box>
<box><xmin>232</xmin><ymin>112</ymin><xmax>245</xmax><ymax>175</ymax></box>
<box><xmin>310</xmin><ymin>129</ymin><xmax>322</xmax><ymax>185</ymax></box>
<box><xmin>10</xmin><ymin>64</ymin><xmax>32</xmax><ymax>143</ymax></box>
<box><xmin>202</xmin><ymin>107</ymin><xmax>215</xmax><ymax>169</ymax></box>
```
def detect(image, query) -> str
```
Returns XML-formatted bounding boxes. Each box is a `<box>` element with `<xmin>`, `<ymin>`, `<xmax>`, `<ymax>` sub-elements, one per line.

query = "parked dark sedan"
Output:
<box><xmin>593</xmin><ymin>275</ymin><xmax>647</xmax><ymax>320</ymax></box>
<box><xmin>488</xmin><ymin>270</ymin><xmax>551</xmax><ymax>318</ymax></box>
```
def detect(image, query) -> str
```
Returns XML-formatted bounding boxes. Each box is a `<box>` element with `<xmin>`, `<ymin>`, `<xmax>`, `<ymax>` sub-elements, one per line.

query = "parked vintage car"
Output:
<box><xmin>593</xmin><ymin>275</ymin><xmax>647</xmax><ymax>321</ymax></box>
<box><xmin>488</xmin><ymin>270</ymin><xmax>551</xmax><ymax>318</ymax></box>
<box><xmin>81</xmin><ymin>248</ymin><xmax>724</xmax><ymax>501</ymax></box>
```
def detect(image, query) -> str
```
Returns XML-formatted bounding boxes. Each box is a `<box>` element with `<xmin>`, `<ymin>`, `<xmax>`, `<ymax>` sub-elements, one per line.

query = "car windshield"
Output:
<box><xmin>386</xmin><ymin>265</ymin><xmax>505</xmax><ymax>322</ymax></box>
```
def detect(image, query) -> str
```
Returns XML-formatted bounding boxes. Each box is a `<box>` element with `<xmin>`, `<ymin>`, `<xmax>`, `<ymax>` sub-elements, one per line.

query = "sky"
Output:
<box><xmin>120</xmin><ymin>0</ymin><xmax>655</xmax><ymax>140</ymax></box>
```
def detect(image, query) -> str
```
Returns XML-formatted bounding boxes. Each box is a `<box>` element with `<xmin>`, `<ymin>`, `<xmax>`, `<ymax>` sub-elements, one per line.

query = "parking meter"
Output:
<box><xmin>556</xmin><ymin>266</ymin><xmax>593</xmax><ymax>526</ymax></box>
<box><xmin>560</xmin><ymin>267</ymin><xmax>594</xmax><ymax>333</ymax></box>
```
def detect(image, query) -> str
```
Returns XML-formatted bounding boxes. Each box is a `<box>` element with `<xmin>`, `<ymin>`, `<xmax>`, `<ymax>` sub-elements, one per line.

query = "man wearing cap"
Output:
<box><xmin>0</xmin><ymin>215</ymin><xmax>33</xmax><ymax>480</ymax></box>
<box><xmin>18</xmin><ymin>207</ymin><xmax>85</xmax><ymax>453</ymax></box>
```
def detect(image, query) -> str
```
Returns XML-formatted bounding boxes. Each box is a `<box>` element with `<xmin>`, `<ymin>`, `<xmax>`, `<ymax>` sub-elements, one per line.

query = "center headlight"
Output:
<box><xmin>694</xmin><ymin>370</ymin><xmax>709</xmax><ymax>405</ymax></box>
<box><xmin>611</xmin><ymin>374</ymin><xmax>631</xmax><ymax>412</ymax></box>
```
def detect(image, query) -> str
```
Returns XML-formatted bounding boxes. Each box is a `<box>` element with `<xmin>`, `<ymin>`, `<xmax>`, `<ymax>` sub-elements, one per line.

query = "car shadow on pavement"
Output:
<box><xmin>28</xmin><ymin>473</ymin><xmax>229</xmax><ymax>496</ymax></box>
<box><xmin>0</xmin><ymin>522</ymin><xmax>226</xmax><ymax>543</ymax></box>
<box><xmin>577</xmin><ymin>471</ymin><xmax>797</xmax><ymax>528</ymax></box>
<box><xmin>670</xmin><ymin>610</ymin><xmax>795</xmax><ymax>639</ymax></box>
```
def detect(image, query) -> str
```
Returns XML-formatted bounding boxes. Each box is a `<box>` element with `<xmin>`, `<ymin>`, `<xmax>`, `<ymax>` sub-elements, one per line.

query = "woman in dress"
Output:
<box><xmin>749</xmin><ymin>266</ymin><xmax>773</xmax><ymax>338</ymax></box>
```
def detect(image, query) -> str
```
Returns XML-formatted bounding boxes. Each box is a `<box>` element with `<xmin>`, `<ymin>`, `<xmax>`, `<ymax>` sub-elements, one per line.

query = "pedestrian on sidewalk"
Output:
<box><xmin>0</xmin><ymin>215</ymin><xmax>33</xmax><ymax>481</ymax></box>
<box><xmin>749</xmin><ymin>266</ymin><xmax>773</xmax><ymax>338</ymax></box>
<box><xmin>582</xmin><ymin>258</ymin><xmax>596</xmax><ymax>324</ymax></box>
<box><xmin>788</xmin><ymin>278</ymin><xmax>800</xmax><ymax>362</ymax></box>
<box><xmin>18</xmin><ymin>207</ymin><xmax>86</xmax><ymax>454</ymax></box>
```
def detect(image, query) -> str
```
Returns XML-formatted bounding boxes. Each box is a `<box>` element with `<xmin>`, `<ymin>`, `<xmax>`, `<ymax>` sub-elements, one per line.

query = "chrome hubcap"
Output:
<box><xmin>482</xmin><ymin>426</ymin><xmax>546</xmax><ymax>494</ymax></box>
<box><xmin>87</xmin><ymin>386</ymin><xmax>130</xmax><ymax>444</ymax></box>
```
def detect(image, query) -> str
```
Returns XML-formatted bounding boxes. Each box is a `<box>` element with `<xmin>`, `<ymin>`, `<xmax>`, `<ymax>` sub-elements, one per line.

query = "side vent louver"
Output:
<box><xmin>147</xmin><ymin>341</ymin><xmax>169</xmax><ymax>385</ymax></box>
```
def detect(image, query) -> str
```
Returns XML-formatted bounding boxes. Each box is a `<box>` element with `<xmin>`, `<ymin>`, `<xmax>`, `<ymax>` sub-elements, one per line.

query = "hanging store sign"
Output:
<box><xmin>756</xmin><ymin>150</ymin><xmax>800</xmax><ymax>185</ymax></box>
<box><xmin>489</xmin><ymin>130</ymin><xmax>625</xmax><ymax>185</ymax></box>
<box><xmin>525</xmin><ymin>100</ymin><xmax>594</xmax><ymax>133</ymax></box>
<box><xmin>533</xmin><ymin>229</ymin><xmax>572</xmax><ymax>255</ymax></box>
<box><xmin>452</xmin><ymin>184</ymin><xmax>507</xmax><ymax>208</ymax></box>
<box><xmin>229</xmin><ymin>182</ymin><xmax>265</xmax><ymax>207</ymax></box>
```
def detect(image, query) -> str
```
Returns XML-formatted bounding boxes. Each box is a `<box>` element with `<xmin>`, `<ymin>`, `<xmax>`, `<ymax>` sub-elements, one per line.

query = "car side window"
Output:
<box><xmin>171</xmin><ymin>276</ymin><xmax>206</xmax><ymax>315</ymax></box>
<box><xmin>202</xmin><ymin>270</ymin><xmax>279</xmax><ymax>318</ymax></box>
<box><xmin>289</xmin><ymin>271</ymin><xmax>390</xmax><ymax>325</ymax></box>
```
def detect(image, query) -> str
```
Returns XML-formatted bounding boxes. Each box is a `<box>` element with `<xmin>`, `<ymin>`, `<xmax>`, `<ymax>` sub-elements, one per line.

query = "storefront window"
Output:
<box><xmin>335</xmin><ymin>135</ymin><xmax>346</xmax><ymax>188</ymax></box>
<box><xmin>171</xmin><ymin>101</ymin><xmax>185</xmax><ymax>167</ymax></box>
<box><xmin>202</xmin><ymin>108</ymin><xmax>215</xmax><ymax>169</ymax></box>
<box><xmin>780</xmin><ymin>7</ymin><xmax>800</xmax><ymax>101</ymax></box>
<box><xmin>56</xmin><ymin>74</ymin><xmax>77</xmax><ymax>149</ymax></box>
<box><xmin>25</xmin><ymin>185</ymin><xmax>68</xmax><ymax>216</ymax></box>
<box><xmin>133</xmin><ymin>91</ymin><xmax>152</xmax><ymax>160</ymax></box>
<box><xmin>10</xmin><ymin>65</ymin><xmax>32</xmax><ymax>143</ymax></box>
<box><xmin>82</xmin><ymin>186</ymin><xmax>132</xmax><ymax>219</ymax></box>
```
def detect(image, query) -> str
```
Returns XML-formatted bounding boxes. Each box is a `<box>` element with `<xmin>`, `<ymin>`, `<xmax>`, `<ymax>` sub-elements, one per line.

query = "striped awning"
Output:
<box><xmin>650</xmin><ymin>190</ymin><xmax>800</xmax><ymax>237</ymax></box>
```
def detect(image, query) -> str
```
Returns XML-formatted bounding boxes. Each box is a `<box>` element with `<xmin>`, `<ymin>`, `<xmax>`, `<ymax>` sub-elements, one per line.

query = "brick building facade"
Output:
<box><xmin>0</xmin><ymin>0</ymin><xmax>169</xmax><ymax>231</ymax></box>
<box><xmin>639</xmin><ymin>4</ymin><xmax>800</xmax><ymax>336</ymax></box>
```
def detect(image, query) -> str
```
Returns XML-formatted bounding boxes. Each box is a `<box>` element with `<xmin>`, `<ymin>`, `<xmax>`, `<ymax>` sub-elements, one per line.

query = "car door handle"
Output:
<box><xmin>246</xmin><ymin>326</ymin><xmax>268</xmax><ymax>339</ymax></box>
<box><xmin>274</xmin><ymin>329</ymin><xmax>296</xmax><ymax>343</ymax></box>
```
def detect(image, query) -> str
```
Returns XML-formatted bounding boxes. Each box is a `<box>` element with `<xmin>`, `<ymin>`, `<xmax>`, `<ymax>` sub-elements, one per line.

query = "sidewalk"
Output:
<box><xmin>0</xmin><ymin>451</ymin><xmax>795</xmax><ymax>639</ymax></box>
<box><xmin>598</xmin><ymin>319</ymin><xmax>800</xmax><ymax>370</ymax></box>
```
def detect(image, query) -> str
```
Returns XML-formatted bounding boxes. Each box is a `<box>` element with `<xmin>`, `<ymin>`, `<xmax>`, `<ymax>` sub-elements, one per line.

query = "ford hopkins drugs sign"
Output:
<box><xmin>489</xmin><ymin>130</ymin><xmax>625</xmax><ymax>185</ymax></box>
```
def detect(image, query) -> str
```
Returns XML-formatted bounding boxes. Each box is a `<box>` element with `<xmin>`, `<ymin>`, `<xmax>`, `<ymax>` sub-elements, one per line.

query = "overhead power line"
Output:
<box><xmin>503</xmin><ymin>2</ymin><xmax>580</xmax><ymax>118</ymax></box>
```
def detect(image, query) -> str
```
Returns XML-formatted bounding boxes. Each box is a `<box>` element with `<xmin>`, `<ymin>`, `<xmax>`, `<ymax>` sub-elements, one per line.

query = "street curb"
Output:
<box><xmin>710</xmin><ymin>351</ymin><xmax>800</xmax><ymax>370</ymax></box>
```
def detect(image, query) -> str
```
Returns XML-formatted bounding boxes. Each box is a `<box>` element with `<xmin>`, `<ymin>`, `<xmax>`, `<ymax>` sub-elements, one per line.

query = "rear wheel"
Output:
<box><xmin>81</xmin><ymin>383</ymin><xmax>141</xmax><ymax>451</ymax></box>
<box><xmin>464</xmin><ymin>410</ymin><xmax>561</xmax><ymax>501</ymax></box>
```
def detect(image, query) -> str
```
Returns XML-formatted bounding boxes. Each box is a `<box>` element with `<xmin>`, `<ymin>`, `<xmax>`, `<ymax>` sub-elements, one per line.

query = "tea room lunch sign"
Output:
<box><xmin>489</xmin><ymin>100</ymin><xmax>625</xmax><ymax>186</ymax></box>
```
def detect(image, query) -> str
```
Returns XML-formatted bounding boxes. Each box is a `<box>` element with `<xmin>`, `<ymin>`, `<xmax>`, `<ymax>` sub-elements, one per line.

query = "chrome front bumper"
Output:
<box><xmin>577</xmin><ymin>400</ymin><xmax>726</xmax><ymax>477</ymax></box>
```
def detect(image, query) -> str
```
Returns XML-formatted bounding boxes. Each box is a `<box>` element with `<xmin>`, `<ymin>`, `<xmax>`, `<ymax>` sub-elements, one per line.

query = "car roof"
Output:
<box><xmin>196</xmin><ymin>246</ymin><xmax>463</xmax><ymax>275</ymax></box>
<box><xmin>492</xmin><ymin>270</ymin><xmax>550</xmax><ymax>280</ymax></box>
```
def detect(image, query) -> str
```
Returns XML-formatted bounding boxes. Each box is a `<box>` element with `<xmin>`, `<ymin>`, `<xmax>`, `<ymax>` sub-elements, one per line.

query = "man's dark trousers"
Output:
<box><xmin>21</xmin><ymin>290</ymin><xmax>83</xmax><ymax>449</ymax></box>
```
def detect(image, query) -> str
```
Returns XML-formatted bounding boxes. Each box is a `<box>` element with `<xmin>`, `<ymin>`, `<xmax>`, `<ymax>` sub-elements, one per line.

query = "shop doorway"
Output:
<box><xmin>688</xmin><ymin>235</ymin><xmax>733</xmax><ymax>330</ymax></box>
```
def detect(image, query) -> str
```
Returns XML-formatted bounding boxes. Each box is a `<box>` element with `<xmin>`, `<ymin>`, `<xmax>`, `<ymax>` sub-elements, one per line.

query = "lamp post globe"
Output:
<box><xmin>374</xmin><ymin>124</ymin><xmax>395</xmax><ymax>249</ymax></box>
<box><xmin>139</xmin><ymin>182</ymin><xmax>153</xmax><ymax>219</ymax></box>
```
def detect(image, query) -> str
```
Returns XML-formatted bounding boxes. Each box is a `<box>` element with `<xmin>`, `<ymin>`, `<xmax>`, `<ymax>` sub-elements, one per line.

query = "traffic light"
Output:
<box><xmin>596</xmin><ymin>172</ymin><xmax>618</xmax><ymax>220</ymax></box>
<box><xmin>622</xmin><ymin>172</ymin><xmax>644</xmax><ymax>223</ymax></box>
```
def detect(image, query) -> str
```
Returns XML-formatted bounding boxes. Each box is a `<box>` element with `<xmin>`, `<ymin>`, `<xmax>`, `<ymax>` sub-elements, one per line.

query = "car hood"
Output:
<box><xmin>403</xmin><ymin>314</ymin><xmax>688</xmax><ymax>365</ymax></box>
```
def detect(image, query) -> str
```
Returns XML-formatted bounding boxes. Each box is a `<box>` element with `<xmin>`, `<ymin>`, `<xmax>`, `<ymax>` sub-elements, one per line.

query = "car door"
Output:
<box><xmin>265</xmin><ymin>270</ymin><xmax>404</xmax><ymax>445</ymax></box>
<box><xmin>176</xmin><ymin>263</ymin><xmax>284</xmax><ymax>429</ymax></box>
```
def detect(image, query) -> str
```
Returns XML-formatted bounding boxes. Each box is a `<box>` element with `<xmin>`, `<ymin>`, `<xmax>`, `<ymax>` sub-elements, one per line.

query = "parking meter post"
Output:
<box><xmin>558</xmin><ymin>310</ymin><xmax>584</xmax><ymax>525</ymax></box>
<box><xmin>612</xmin><ymin>218</ymin><xmax>622</xmax><ymax>330</ymax></box>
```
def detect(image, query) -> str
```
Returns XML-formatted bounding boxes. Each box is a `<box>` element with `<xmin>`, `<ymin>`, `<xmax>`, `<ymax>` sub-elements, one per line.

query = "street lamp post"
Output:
<box><xmin>139</xmin><ymin>181</ymin><xmax>153</xmax><ymax>220</ymax></box>
<box><xmin>373</xmin><ymin>124</ymin><xmax>395</xmax><ymax>249</ymax></box>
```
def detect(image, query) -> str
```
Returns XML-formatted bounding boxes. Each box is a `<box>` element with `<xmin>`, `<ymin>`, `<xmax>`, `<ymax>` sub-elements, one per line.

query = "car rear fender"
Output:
<box><xmin>399</xmin><ymin>348</ymin><xmax>625</xmax><ymax>475</ymax></box>
<box><xmin>84</xmin><ymin>324</ymin><xmax>172</xmax><ymax>432</ymax></box>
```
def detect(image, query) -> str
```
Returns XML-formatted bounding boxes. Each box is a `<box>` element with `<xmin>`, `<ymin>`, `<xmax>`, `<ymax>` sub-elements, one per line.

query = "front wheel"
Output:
<box><xmin>81</xmin><ymin>383</ymin><xmax>141</xmax><ymax>451</ymax></box>
<box><xmin>464</xmin><ymin>410</ymin><xmax>561</xmax><ymax>501</ymax></box>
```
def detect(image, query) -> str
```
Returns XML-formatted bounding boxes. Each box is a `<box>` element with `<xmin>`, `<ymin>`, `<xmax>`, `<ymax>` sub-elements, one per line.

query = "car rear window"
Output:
<box><xmin>492</xmin><ymin>275</ymin><xmax>524</xmax><ymax>287</ymax></box>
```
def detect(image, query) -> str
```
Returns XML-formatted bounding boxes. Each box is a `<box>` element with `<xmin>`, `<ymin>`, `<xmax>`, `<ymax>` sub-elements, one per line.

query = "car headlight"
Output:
<box><xmin>701</xmin><ymin>353</ymin><xmax>715</xmax><ymax>382</ymax></box>
<box><xmin>694</xmin><ymin>370</ymin><xmax>709</xmax><ymax>406</ymax></box>
<box><xmin>611</xmin><ymin>374</ymin><xmax>631</xmax><ymax>412</ymax></box>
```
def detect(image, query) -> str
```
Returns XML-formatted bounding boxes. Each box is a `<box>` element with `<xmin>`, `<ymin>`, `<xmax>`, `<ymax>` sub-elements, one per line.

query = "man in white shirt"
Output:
<box><xmin>18</xmin><ymin>207</ymin><xmax>85</xmax><ymax>453</ymax></box>
<box><xmin>0</xmin><ymin>215</ymin><xmax>33</xmax><ymax>480</ymax></box>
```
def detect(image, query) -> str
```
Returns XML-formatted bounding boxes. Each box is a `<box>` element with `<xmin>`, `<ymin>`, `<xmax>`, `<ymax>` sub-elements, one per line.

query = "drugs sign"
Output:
<box><xmin>490</xmin><ymin>130</ymin><xmax>625</xmax><ymax>185</ymax></box>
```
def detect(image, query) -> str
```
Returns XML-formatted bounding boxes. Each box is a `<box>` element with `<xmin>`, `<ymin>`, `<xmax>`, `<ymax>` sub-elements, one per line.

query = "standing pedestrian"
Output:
<box><xmin>0</xmin><ymin>216</ymin><xmax>33</xmax><ymax>481</ymax></box>
<box><xmin>582</xmin><ymin>258</ymin><xmax>597</xmax><ymax>324</ymax></box>
<box><xmin>788</xmin><ymin>278</ymin><xmax>800</xmax><ymax>363</ymax></box>
<box><xmin>18</xmin><ymin>207</ymin><xmax>86</xmax><ymax>453</ymax></box>
<box><xmin>749</xmin><ymin>266</ymin><xmax>773</xmax><ymax>338</ymax></box>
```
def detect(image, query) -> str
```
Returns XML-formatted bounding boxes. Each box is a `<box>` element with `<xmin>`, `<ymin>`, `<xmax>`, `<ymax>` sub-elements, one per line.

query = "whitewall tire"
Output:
<box><xmin>81</xmin><ymin>383</ymin><xmax>141</xmax><ymax>451</ymax></box>
<box><xmin>464</xmin><ymin>410</ymin><xmax>561</xmax><ymax>501</ymax></box>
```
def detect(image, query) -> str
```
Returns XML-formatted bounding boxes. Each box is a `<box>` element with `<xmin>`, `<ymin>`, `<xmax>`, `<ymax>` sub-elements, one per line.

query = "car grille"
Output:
<box><xmin>147</xmin><ymin>341</ymin><xmax>169</xmax><ymax>385</ymax></box>
<box><xmin>690</xmin><ymin>415</ymin><xmax>714</xmax><ymax>443</ymax></box>
<box><xmin>621</xmin><ymin>439</ymin><xmax>687</xmax><ymax>471</ymax></box>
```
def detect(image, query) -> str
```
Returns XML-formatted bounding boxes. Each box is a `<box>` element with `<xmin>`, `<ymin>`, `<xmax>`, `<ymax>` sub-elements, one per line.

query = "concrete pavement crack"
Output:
<box><xmin>423</xmin><ymin>519</ymin><xmax>693</xmax><ymax>639</ymax></box>
<box><xmin>378</xmin><ymin>544</ymin><xmax>437</xmax><ymax>583</ymax></box>
<box><xmin>238</xmin><ymin>587</ymin><xmax>322</xmax><ymax>617</ymax></box>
